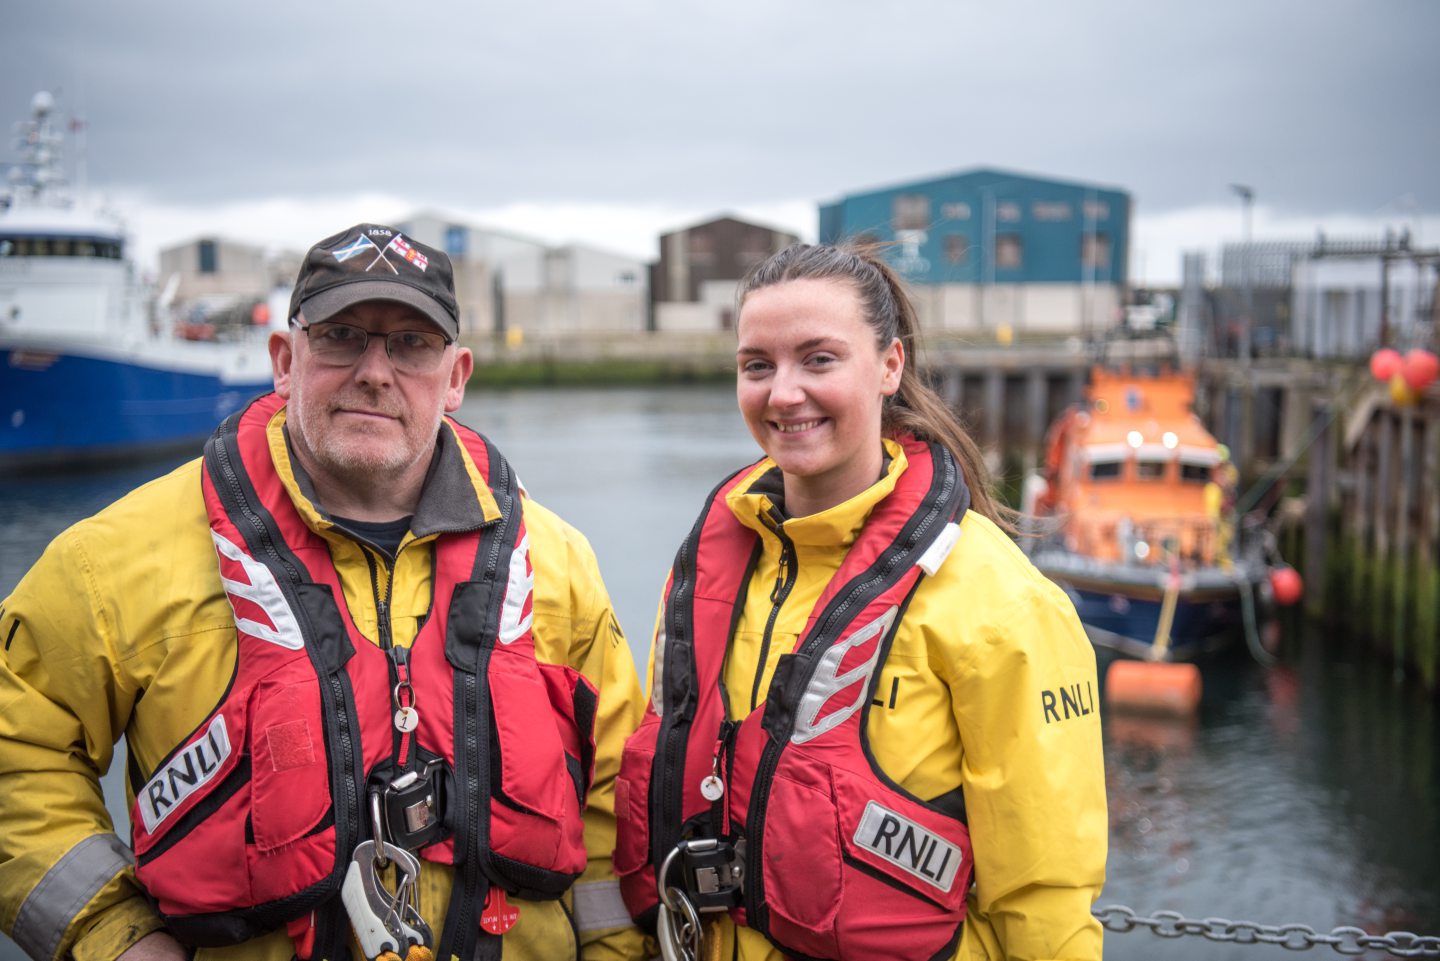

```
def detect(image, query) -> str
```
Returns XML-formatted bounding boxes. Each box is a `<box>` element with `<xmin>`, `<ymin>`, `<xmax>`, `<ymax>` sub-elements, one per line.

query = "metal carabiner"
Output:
<box><xmin>656</xmin><ymin>885</ymin><xmax>705</xmax><ymax>961</ymax></box>
<box><xmin>656</xmin><ymin>841</ymin><xmax>727</xmax><ymax>961</ymax></box>
<box><xmin>369</xmin><ymin>791</ymin><xmax>390</xmax><ymax>869</ymax></box>
<box><xmin>341</xmin><ymin>839</ymin><xmax>433</xmax><ymax>960</ymax></box>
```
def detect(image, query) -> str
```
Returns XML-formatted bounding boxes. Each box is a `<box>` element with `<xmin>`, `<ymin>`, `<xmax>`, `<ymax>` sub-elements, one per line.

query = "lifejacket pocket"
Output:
<box><xmin>244</xmin><ymin>674</ymin><xmax>337</xmax><ymax>905</ymax></box>
<box><xmin>756</xmin><ymin>767</ymin><xmax>843</xmax><ymax>959</ymax></box>
<box><xmin>487</xmin><ymin>648</ymin><xmax>595</xmax><ymax>880</ymax></box>
<box><xmin>613</xmin><ymin>710</ymin><xmax>661</xmax><ymax>916</ymax></box>
<box><xmin>756</xmin><ymin>758</ymin><xmax>971</xmax><ymax>961</ymax></box>
<box><xmin>132</xmin><ymin>666</ymin><xmax>338</xmax><ymax>926</ymax></box>
<box><xmin>536</xmin><ymin>661</ymin><xmax>598</xmax><ymax>805</ymax></box>
<box><xmin>830</xmin><ymin>765</ymin><xmax>970</xmax><ymax>917</ymax></box>
<box><xmin>248</xmin><ymin>675</ymin><xmax>330</xmax><ymax>853</ymax></box>
<box><xmin>132</xmin><ymin>712</ymin><xmax>255</xmax><ymax>914</ymax></box>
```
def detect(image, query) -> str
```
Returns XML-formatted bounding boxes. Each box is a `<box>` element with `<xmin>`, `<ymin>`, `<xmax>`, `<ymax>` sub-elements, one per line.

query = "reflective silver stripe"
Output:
<box><xmin>572</xmin><ymin>879</ymin><xmax>633</xmax><ymax>933</ymax></box>
<box><xmin>13</xmin><ymin>834</ymin><xmax>134</xmax><ymax>961</ymax></box>
<box><xmin>792</xmin><ymin>606</ymin><xmax>897</xmax><ymax>745</ymax></box>
<box><xmin>650</xmin><ymin>606</ymin><xmax>667</xmax><ymax>715</ymax></box>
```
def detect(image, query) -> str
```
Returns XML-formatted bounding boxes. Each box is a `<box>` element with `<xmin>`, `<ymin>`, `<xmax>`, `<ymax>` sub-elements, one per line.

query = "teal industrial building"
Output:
<box><xmin>819</xmin><ymin>168</ymin><xmax>1131</xmax><ymax>335</ymax></box>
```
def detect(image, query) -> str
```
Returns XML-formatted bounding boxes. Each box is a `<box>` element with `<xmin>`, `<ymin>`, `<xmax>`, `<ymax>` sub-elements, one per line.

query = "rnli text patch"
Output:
<box><xmin>853</xmin><ymin>800</ymin><xmax>963</xmax><ymax>893</ymax></box>
<box><xmin>139</xmin><ymin>714</ymin><xmax>232</xmax><ymax>833</ymax></box>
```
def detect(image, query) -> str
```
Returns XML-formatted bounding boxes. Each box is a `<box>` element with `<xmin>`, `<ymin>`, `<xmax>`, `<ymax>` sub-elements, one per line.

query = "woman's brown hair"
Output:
<box><xmin>739</xmin><ymin>242</ymin><xmax>1012</xmax><ymax>528</ymax></box>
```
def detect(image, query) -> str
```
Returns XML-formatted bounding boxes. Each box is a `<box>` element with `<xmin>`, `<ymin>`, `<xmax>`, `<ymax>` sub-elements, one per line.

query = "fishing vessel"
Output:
<box><xmin>0</xmin><ymin>92</ymin><xmax>276</xmax><ymax>473</ymax></box>
<box><xmin>1023</xmin><ymin>331</ymin><xmax>1288</xmax><ymax>663</ymax></box>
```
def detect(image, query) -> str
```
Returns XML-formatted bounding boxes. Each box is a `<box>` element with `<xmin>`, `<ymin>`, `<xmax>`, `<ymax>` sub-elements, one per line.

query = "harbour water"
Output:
<box><xmin>0</xmin><ymin>384</ymin><xmax>1436</xmax><ymax>960</ymax></box>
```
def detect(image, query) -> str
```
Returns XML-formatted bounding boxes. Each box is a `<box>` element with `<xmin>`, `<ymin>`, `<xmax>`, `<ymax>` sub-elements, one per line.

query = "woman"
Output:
<box><xmin>614</xmin><ymin>244</ymin><xmax>1106</xmax><ymax>961</ymax></box>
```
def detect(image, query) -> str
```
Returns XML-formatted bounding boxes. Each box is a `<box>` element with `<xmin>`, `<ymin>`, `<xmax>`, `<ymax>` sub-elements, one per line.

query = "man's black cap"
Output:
<box><xmin>288</xmin><ymin>223</ymin><xmax>458</xmax><ymax>338</ymax></box>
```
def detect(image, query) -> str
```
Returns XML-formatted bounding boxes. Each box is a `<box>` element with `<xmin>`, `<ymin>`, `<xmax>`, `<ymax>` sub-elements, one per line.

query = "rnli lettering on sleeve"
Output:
<box><xmin>1041</xmin><ymin>680</ymin><xmax>1097</xmax><ymax>723</ymax></box>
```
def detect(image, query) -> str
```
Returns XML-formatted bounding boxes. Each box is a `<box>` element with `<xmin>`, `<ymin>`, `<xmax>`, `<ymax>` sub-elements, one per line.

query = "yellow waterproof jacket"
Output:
<box><xmin>648</xmin><ymin>440</ymin><xmax>1107</xmax><ymax>961</ymax></box>
<box><xmin>0</xmin><ymin>410</ymin><xmax>645</xmax><ymax>961</ymax></box>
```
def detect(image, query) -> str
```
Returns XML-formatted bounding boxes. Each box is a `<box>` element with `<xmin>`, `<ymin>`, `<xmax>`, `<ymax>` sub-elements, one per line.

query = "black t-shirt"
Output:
<box><xmin>331</xmin><ymin>514</ymin><xmax>413</xmax><ymax>560</ymax></box>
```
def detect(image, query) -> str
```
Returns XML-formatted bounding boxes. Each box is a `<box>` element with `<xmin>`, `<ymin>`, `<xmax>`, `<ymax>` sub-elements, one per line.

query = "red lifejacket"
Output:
<box><xmin>615</xmin><ymin>437</ymin><xmax>976</xmax><ymax>961</ymax></box>
<box><xmin>130</xmin><ymin>393</ymin><xmax>598</xmax><ymax>961</ymax></box>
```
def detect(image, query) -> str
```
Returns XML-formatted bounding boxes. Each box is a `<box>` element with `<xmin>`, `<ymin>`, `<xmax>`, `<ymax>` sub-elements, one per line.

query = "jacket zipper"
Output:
<box><xmin>449</xmin><ymin>454</ymin><xmax>508</xmax><ymax>953</ymax></box>
<box><xmin>655</xmin><ymin>530</ymin><xmax>696</xmax><ymax>862</ymax></box>
<box><xmin>365</xmin><ymin>549</ymin><xmax>395</xmax><ymax>652</ymax></box>
<box><xmin>750</xmin><ymin>517</ymin><xmax>796</xmax><ymax>713</ymax></box>
<box><xmin>469</xmin><ymin>462</ymin><xmax>510</xmax><ymax>850</ymax></box>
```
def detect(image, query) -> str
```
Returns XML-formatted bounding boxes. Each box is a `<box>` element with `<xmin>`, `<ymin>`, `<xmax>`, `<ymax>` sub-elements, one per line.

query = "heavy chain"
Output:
<box><xmin>1094</xmin><ymin>905</ymin><xmax>1440</xmax><ymax>957</ymax></box>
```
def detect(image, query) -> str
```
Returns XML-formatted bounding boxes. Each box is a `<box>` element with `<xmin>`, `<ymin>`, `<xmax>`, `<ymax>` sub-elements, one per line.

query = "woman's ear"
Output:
<box><xmin>881</xmin><ymin>336</ymin><xmax>904</xmax><ymax>396</ymax></box>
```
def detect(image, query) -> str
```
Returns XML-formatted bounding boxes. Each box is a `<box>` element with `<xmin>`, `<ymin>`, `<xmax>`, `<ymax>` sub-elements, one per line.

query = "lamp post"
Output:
<box><xmin>1230</xmin><ymin>184</ymin><xmax>1254</xmax><ymax>364</ymax></box>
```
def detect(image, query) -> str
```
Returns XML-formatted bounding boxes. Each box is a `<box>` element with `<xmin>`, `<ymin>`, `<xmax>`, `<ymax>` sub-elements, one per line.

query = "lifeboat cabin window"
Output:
<box><xmin>1090</xmin><ymin>460</ymin><xmax>1123</xmax><ymax>481</ymax></box>
<box><xmin>1178</xmin><ymin>448</ymin><xmax>1220</xmax><ymax>484</ymax></box>
<box><xmin>1136</xmin><ymin>460</ymin><xmax>1167</xmax><ymax>480</ymax></box>
<box><xmin>1180</xmin><ymin>462</ymin><xmax>1211</xmax><ymax>483</ymax></box>
<box><xmin>0</xmin><ymin>234</ymin><xmax>123</xmax><ymax>260</ymax></box>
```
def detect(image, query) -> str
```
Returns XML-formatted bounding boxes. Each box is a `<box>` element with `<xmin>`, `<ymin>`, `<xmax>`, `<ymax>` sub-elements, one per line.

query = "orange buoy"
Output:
<box><xmin>1104</xmin><ymin>659</ymin><xmax>1202</xmax><ymax>716</ymax></box>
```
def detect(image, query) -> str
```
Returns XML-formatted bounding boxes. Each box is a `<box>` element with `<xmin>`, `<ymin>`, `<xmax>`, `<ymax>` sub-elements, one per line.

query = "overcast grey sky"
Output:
<box><xmin>4</xmin><ymin>0</ymin><xmax>1437</xmax><ymax>284</ymax></box>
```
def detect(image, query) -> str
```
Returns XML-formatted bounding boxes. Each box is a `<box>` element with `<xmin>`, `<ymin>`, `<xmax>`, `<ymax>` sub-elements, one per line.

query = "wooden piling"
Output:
<box><xmin>1303</xmin><ymin>399</ymin><xmax>1332</xmax><ymax>621</ymax></box>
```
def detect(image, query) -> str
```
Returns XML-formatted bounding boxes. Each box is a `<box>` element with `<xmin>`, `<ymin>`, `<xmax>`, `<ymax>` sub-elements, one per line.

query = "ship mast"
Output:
<box><xmin>5</xmin><ymin>91</ymin><xmax>71</xmax><ymax>210</ymax></box>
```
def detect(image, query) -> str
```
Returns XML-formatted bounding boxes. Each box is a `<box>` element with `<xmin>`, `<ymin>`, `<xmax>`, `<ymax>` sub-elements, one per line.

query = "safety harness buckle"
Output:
<box><xmin>369</xmin><ymin>758</ymin><xmax>449</xmax><ymax>853</ymax></box>
<box><xmin>677</xmin><ymin>838</ymin><xmax>744</xmax><ymax>909</ymax></box>
<box><xmin>659</xmin><ymin>837</ymin><xmax>744</xmax><ymax>913</ymax></box>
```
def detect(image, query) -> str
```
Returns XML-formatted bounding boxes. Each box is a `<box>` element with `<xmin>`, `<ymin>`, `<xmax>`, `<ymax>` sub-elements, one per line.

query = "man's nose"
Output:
<box><xmin>352</xmin><ymin>333</ymin><xmax>395</xmax><ymax>381</ymax></box>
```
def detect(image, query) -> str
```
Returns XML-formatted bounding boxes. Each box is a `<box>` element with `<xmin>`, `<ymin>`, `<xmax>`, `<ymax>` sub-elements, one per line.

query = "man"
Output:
<box><xmin>0</xmin><ymin>224</ymin><xmax>644</xmax><ymax>961</ymax></box>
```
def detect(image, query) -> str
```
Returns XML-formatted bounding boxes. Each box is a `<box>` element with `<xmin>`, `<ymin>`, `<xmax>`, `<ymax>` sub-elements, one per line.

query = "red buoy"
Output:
<box><xmin>1401</xmin><ymin>348</ymin><xmax>1439</xmax><ymax>393</ymax></box>
<box><xmin>1270</xmin><ymin>565</ymin><xmax>1303</xmax><ymax>607</ymax></box>
<box><xmin>1370</xmin><ymin>347</ymin><xmax>1402</xmax><ymax>382</ymax></box>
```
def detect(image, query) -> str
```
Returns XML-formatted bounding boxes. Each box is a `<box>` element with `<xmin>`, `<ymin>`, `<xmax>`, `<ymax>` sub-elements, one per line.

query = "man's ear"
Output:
<box><xmin>269</xmin><ymin>330</ymin><xmax>295</xmax><ymax>398</ymax></box>
<box><xmin>445</xmin><ymin>347</ymin><xmax>474</xmax><ymax>412</ymax></box>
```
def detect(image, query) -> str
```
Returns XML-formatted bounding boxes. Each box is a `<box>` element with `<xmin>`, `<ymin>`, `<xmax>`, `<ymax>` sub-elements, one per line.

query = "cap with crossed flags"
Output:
<box><xmin>288</xmin><ymin>223</ymin><xmax>458</xmax><ymax>338</ymax></box>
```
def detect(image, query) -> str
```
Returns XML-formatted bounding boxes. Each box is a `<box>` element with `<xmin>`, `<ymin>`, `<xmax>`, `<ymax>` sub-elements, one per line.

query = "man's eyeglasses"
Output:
<box><xmin>289</xmin><ymin>318</ymin><xmax>454</xmax><ymax>374</ymax></box>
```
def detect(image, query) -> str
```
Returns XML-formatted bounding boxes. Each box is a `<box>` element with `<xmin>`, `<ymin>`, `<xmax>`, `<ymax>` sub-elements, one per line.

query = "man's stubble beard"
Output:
<box><xmin>288</xmin><ymin>376</ymin><xmax>445</xmax><ymax>486</ymax></box>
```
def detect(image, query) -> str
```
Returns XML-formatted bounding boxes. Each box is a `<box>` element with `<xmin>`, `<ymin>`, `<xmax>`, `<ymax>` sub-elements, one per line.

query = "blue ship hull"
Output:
<box><xmin>1029</xmin><ymin>545</ymin><xmax>1272</xmax><ymax>663</ymax></box>
<box><xmin>1</xmin><ymin>347</ymin><xmax>271</xmax><ymax>473</ymax></box>
<box><xmin>1068</xmin><ymin>587</ymin><xmax>1245</xmax><ymax>661</ymax></box>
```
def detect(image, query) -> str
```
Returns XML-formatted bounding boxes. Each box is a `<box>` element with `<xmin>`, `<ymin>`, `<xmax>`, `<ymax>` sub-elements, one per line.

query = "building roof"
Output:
<box><xmin>822</xmin><ymin>166</ymin><xmax>1129</xmax><ymax>203</ymax></box>
<box><xmin>658</xmin><ymin>212</ymin><xmax>801</xmax><ymax>241</ymax></box>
